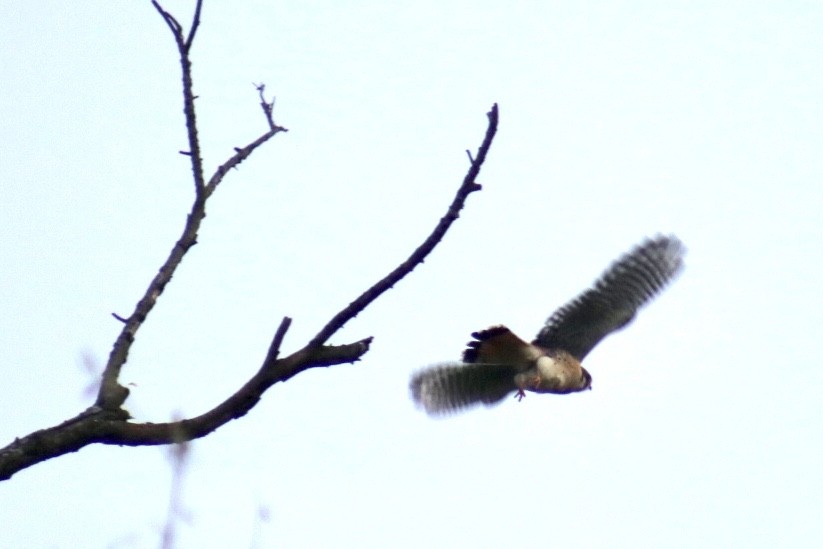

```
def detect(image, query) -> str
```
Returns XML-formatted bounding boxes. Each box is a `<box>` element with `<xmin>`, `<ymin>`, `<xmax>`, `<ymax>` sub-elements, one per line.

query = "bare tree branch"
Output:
<box><xmin>184</xmin><ymin>0</ymin><xmax>204</xmax><ymax>51</ymax></box>
<box><xmin>205</xmin><ymin>98</ymin><xmax>287</xmax><ymax>197</ymax></box>
<box><xmin>255</xmin><ymin>83</ymin><xmax>278</xmax><ymax>130</ymax></box>
<box><xmin>153</xmin><ymin>0</ymin><xmax>206</xmax><ymax>194</ymax></box>
<box><xmin>96</xmin><ymin>2</ymin><xmax>288</xmax><ymax>412</ymax></box>
<box><xmin>152</xmin><ymin>1</ymin><xmax>183</xmax><ymax>36</ymax></box>
<box><xmin>0</xmin><ymin>2</ymin><xmax>499</xmax><ymax>481</ymax></box>
<box><xmin>309</xmin><ymin>103</ymin><xmax>499</xmax><ymax>347</ymax></box>
<box><xmin>263</xmin><ymin>316</ymin><xmax>293</xmax><ymax>366</ymax></box>
<box><xmin>0</xmin><ymin>334</ymin><xmax>374</xmax><ymax>480</ymax></box>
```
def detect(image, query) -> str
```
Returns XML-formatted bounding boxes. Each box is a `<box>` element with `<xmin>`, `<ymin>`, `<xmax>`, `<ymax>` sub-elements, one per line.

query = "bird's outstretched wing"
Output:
<box><xmin>533</xmin><ymin>235</ymin><xmax>685</xmax><ymax>360</ymax></box>
<box><xmin>410</xmin><ymin>361</ymin><xmax>519</xmax><ymax>416</ymax></box>
<box><xmin>411</xmin><ymin>326</ymin><xmax>536</xmax><ymax>416</ymax></box>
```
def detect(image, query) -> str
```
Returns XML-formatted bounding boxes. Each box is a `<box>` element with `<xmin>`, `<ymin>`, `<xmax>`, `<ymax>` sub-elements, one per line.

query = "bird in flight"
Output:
<box><xmin>410</xmin><ymin>235</ymin><xmax>685</xmax><ymax>416</ymax></box>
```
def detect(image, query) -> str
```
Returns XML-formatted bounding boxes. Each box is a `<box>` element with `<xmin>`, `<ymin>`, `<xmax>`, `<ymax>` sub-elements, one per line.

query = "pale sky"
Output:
<box><xmin>2</xmin><ymin>1</ymin><xmax>822</xmax><ymax>548</ymax></box>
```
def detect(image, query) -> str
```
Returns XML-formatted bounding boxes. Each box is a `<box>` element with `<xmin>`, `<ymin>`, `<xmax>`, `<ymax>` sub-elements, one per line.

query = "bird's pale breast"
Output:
<box><xmin>518</xmin><ymin>351</ymin><xmax>583</xmax><ymax>393</ymax></box>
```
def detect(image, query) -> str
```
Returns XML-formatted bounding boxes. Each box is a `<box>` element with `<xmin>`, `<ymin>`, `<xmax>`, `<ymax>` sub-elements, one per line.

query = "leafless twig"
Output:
<box><xmin>309</xmin><ymin>103</ymin><xmax>499</xmax><ymax>347</ymax></box>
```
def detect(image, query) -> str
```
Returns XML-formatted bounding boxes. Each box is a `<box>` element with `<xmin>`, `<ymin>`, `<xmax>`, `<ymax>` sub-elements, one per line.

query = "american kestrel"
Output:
<box><xmin>410</xmin><ymin>235</ymin><xmax>685</xmax><ymax>416</ymax></box>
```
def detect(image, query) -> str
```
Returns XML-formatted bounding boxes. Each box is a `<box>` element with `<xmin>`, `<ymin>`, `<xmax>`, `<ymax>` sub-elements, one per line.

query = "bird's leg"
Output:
<box><xmin>514</xmin><ymin>373</ymin><xmax>543</xmax><ymax>402</ymax></box>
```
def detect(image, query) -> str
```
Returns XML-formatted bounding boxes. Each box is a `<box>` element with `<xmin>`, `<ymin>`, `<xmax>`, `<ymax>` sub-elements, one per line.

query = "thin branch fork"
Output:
<box><xmin>153</xmin><ymin>0</ymin><xmax>206</xmax><ymax>194</ymax></box>
<box><xmin>97</xmin><ymin>2</ymin><xmax>288</xmax><ymax>413</ymax></box>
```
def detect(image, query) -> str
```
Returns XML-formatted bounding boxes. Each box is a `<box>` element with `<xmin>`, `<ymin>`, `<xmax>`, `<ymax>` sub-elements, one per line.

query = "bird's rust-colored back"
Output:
<box><xmin>463</xmin><ymin>326</ymin><xmax>542</xmax><ymax>370</ymax></box>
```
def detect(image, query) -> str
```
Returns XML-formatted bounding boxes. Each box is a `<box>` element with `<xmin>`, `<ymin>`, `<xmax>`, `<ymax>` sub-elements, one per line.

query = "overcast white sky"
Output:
<box><xmin>2</xmin><ymin>1</ymin><xmax>822</xmax><ymax>547</ymax></box>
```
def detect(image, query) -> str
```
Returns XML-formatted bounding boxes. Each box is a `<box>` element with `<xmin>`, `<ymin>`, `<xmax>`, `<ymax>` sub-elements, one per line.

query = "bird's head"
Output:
<box><xmin>580</xmin><ymin>367</ymin><xmax>593</xmax><ymax>391</ymax></box>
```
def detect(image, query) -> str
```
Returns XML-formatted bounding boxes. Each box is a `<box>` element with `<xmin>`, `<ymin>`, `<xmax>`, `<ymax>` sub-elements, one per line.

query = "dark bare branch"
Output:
<box><xmin>0</xmin><ymin>334</ymin><xmax>374</xmax><ymax>480</ymax></box>
<box><xmin>151</xmin><ymin>1</ymin><xmax>183</xmax><ymax>35</ymax></box>
<box><xmin>255</xmin><ymin>83</ymin><xmax>278</xmax><ymax>130</ymax></box>
<box><xmin>95</xmin><ymin>5</ymin><xmax>287</xmax><ymax>411</ymax></box>
<box><xmin>204</xmin><ymin>116</ymin><xmax>287</xmax><ymax>196</ymax></box>
<box><xmin>309</xmin><ymin>103</ymin><xmax>499</xmax><ymax>347</ymax></box>
<box><xmin>153</xmin><ymin>0</ymin><xmax>206</xmax><ymax>195</ymax></box>
<box><xmin>263</xmin><ymin>316</ymin><xmax>292</xmax><ymax>366</ymax></box>
<box><xmin>184</xmin><ymin>0</ymin><xmax>204</xmax><ymax>51</ymax></box>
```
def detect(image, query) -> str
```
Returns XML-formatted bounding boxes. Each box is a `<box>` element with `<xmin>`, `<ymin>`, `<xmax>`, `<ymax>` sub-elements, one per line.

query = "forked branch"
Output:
<box><xmin>97</xmin><ymin>2</ymin><xmax>287</xmax><ymax>412</ymax></box>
